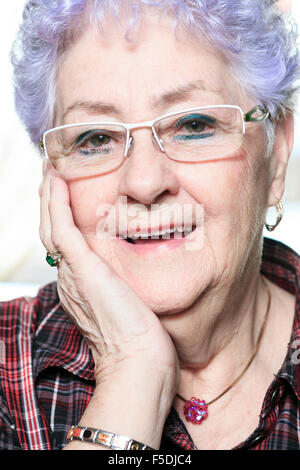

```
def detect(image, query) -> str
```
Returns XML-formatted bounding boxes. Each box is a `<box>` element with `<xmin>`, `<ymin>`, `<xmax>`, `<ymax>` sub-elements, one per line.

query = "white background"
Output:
<box><xmin>0</xmin><ymin>1</ymin><xmax>299</xmax><ymax>298</ymax></box>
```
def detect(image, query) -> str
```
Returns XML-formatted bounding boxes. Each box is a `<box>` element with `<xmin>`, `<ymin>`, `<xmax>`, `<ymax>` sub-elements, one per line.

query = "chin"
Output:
<box><xmin>122</xmin><ymin>272</ymin><xmax>205</xmax><ymax>316</ymax></box>
<box><xmin>87</xmin><ymin>233</ymin><xmax>212</xmax><ymax>314</ymax></box>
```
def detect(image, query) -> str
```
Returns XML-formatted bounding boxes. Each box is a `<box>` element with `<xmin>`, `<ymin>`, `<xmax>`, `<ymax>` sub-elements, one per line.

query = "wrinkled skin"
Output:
<box><xmin>39</xmin><ymin>13</ymin><xmax>294</xmax><ymax>450</ymax></box>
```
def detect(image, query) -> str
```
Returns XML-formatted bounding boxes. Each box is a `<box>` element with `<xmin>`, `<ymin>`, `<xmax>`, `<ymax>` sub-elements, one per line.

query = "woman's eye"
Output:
<box><xmin>174</xmin><ymin>114</ymin><xmax>216</xmax><ymax>135</ymax></box>
<box><xmin>76</xmin><ymin>132</ymin><xmax>111</xmax><ymax>147</ymax></box>
<box><xmin>91</xmin><ymin>134</ymin><xmax>111</xmax><ymax>146</ymax></box>
<box><xmin>183</xmin><ymin>119</ymin><xmax>207</xmax><ymax>133</ymax></box>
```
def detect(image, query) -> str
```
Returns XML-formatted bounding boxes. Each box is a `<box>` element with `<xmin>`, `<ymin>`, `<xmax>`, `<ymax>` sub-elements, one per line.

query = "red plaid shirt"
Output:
<box><xmin>0</xmin><ymin>238</ymin><xmax>299</xmax><ymax>450</ymax></box>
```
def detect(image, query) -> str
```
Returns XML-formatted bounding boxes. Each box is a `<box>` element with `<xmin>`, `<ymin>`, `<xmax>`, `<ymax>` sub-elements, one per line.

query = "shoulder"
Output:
<box><xmin>262</xmin><ymin>239</ymin><xmax>300</xmax><ymax>403</ymax></box>
<box><xmin>262</xmin><ymin>238</ymin><xmax>300</xmax><ymax>301</ymax></box>
<box><xmin>0</xmin><ymin>282</ymin><xmax>60</xmax><ymax>339</ymax></box>
<box><xmin>0</xmin><ymin>283</ymin><xmax>64</xmax><ymax>450</ymax></box>
<box><xmin>262</xmin><ymin>238</ymin><xmax>300</xmax><ymax>274</ymax></box>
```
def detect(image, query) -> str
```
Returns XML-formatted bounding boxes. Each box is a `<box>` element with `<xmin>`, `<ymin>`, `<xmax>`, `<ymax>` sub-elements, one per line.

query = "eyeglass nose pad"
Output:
<box><xmin>158</xmin><ymin>138</ymin><xmax>165</xmax><ymax>152</ymax></box>
<box><xmin>125</xmin><ymin>135</ymin><xmax>134</xmax><ymax>157</ymax></box>
<box><xmin>152</xmin><ymin>128</ymin><xmax>165</xmax><ymax>153</ymax></box>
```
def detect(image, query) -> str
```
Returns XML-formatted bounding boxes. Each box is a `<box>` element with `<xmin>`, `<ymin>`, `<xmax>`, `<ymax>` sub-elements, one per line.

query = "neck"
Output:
<box><xmin>160</xmin><ymin>269</ymin><xmax>269</xmax><ymax>400</ymax></box>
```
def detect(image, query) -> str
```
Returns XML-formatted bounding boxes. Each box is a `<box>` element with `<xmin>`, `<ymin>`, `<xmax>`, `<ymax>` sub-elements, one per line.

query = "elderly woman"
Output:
<box><xmin>0</xmin><ymin>0</ymin><xmax>299</xmax><ymax>451</ymax></box>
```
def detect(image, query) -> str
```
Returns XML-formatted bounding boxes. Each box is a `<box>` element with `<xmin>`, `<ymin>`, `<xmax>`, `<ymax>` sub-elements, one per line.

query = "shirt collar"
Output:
<box><xmin>261</xmin><ymin>238</ymin><xmax>300</xmax><ymax>399</ymax></box>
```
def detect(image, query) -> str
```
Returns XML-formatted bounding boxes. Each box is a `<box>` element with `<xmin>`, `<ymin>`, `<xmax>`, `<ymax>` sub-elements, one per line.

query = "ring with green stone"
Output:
<box><xmin>46</xmin><ymin>251</ymin><xmax>62</xmax><ymax>268</ymax></box>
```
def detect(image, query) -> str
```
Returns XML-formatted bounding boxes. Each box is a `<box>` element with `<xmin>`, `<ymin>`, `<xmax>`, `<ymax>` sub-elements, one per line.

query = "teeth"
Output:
<box><xmin>152</xmin><ymin>227</ymin><xmax>176</xmax><ymax>237</ymax></box>
<box><xmin>129</xmin><ymin>227</ymin><xmax>175</xmax><ymax>239</ymax></box>
<box><xmin>125</xmin><ymin>226</ymin><xmax>194</xmax><ymax>240</ymax></box>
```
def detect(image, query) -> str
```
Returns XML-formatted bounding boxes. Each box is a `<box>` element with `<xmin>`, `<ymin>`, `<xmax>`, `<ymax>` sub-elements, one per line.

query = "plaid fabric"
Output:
<box><xmin>0</xmin><ymin>238</ymin><xmax>299</xmax><ymax>450</ymax></box>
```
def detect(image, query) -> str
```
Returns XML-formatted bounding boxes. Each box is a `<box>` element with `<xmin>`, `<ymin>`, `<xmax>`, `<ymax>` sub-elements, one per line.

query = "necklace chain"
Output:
<box><xmin>177</xmin><ymin>278</ymin><xmax>271</xmax><ymax>407</ymax></box>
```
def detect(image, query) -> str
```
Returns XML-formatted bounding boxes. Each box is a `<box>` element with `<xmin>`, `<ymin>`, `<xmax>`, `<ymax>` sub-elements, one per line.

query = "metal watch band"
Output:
<box><xmin>66</xmin><ymin>425</ymin><xmax>154</xmax><ymax>450</ymax></box>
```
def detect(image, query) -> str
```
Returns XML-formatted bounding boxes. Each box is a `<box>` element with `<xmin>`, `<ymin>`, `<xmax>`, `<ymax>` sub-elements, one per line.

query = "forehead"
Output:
<box><xmin>56</xmin><ymin>14</ymin><xmax>243</xmax><ymax>123</ymax></box>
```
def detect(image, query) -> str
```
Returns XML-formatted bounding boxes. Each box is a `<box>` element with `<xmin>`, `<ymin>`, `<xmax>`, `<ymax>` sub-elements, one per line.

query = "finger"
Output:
<box><xmin>39</xmin><ymin>163</ymin><xmax>56</xmax><ymax>253</ymax></box>
<box><xmin>48</xmin><ymin>176</ymin><xmax>111</xmax><ymax>276</ymax></box>
<box><xmin>38</xmin><ymin>159</ymin><xmax>47</xmax><ymax>198</ymax></box>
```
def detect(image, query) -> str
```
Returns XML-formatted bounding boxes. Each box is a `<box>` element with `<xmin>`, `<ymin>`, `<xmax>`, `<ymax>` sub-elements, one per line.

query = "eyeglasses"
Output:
<box><xmin>41</xmin><ymin>105</ymin><xmax>269</xmax><ymax>179</ymax></box>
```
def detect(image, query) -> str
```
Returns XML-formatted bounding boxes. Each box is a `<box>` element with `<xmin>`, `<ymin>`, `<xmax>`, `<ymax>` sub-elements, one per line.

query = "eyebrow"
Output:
<box><xmin>63</xmin><ymin>102</ymin><xmax>119</xmax><ymax>120</ymax></box>
<box><xmin>151</xmin><ymin>79</ymin><xmax>208</xmax><ymax>108</ymax></box>
<box><xmin>62</xmin><ymin>79</ymin><xmax>213</xmax><ymax>120</ymax></box>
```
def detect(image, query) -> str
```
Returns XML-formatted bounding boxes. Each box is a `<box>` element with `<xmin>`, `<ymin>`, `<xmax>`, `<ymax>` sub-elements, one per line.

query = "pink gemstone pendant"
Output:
<box><xmin>183</xmin><ymin>397</ymin><xmax>208</xmax><ymax>424</ymax></box>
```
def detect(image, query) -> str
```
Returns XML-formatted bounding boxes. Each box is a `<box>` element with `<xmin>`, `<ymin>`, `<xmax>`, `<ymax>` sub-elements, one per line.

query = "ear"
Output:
<box><xmin>267</xmin><ymin>111</ymin><xmax>294</xmax><ymax>207</ymax></box>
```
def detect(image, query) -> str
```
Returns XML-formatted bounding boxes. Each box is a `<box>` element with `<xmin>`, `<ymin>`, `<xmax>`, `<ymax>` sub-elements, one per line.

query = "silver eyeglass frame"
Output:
<box><xmin>40</xmin><ymin>104</ymin><xmax>269</xmax><ymax>160</ymax></box>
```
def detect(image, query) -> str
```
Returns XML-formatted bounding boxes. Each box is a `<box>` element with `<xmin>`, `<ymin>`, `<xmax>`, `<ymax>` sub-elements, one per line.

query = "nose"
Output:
<box><xmin>118</xmin><ymin>129</ymin><xmax>180</xmax><ymax>205</ymax></box>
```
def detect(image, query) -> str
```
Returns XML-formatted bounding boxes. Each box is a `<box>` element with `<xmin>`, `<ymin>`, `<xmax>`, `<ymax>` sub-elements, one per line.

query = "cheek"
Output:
<box><xmin>179</xmin><ymin>147</ymin><xmax>263</xmax><ymax>271</ymax></box>
<box><xmin>181</xmin><ymin>148</ymin><xmax>253</xmax><ymax>217</ymax></box>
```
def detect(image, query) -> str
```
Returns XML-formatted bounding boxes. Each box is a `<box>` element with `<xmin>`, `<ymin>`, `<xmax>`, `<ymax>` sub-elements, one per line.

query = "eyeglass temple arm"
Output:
<box><xmin>244</xmin><ymin>105</ymin><xmax>270</xmax><ymax>123</ymax></box>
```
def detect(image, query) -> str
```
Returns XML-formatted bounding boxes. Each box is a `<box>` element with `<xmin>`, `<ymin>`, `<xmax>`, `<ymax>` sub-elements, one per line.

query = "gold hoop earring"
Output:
<box><xmin>265</xmin><ymin>201</ymin><xmax>284</xmax><ymax>232</ymax></box>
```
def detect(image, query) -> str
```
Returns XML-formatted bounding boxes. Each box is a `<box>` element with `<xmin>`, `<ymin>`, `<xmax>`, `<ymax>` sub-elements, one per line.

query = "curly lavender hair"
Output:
<box><xmin>11</xmin><ymin>0</ymin><xmax>300</xmax><ymax>145</ymax></box>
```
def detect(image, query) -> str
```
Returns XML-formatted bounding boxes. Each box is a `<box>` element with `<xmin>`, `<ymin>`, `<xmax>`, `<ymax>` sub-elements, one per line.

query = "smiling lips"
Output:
<box><xmin>97</xmin><ymin>202</ymin><xmax>203</xmax><ymax>251</ymax></box>
<box><xmin>117</xmin><ymin>224</ymin><xmax>199</xmax><ymax>254</ymax></box>
<box><xmin>119</xmin><ymin>224</ymin><xmax>197</xmax><ymax>245</ymax></box>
